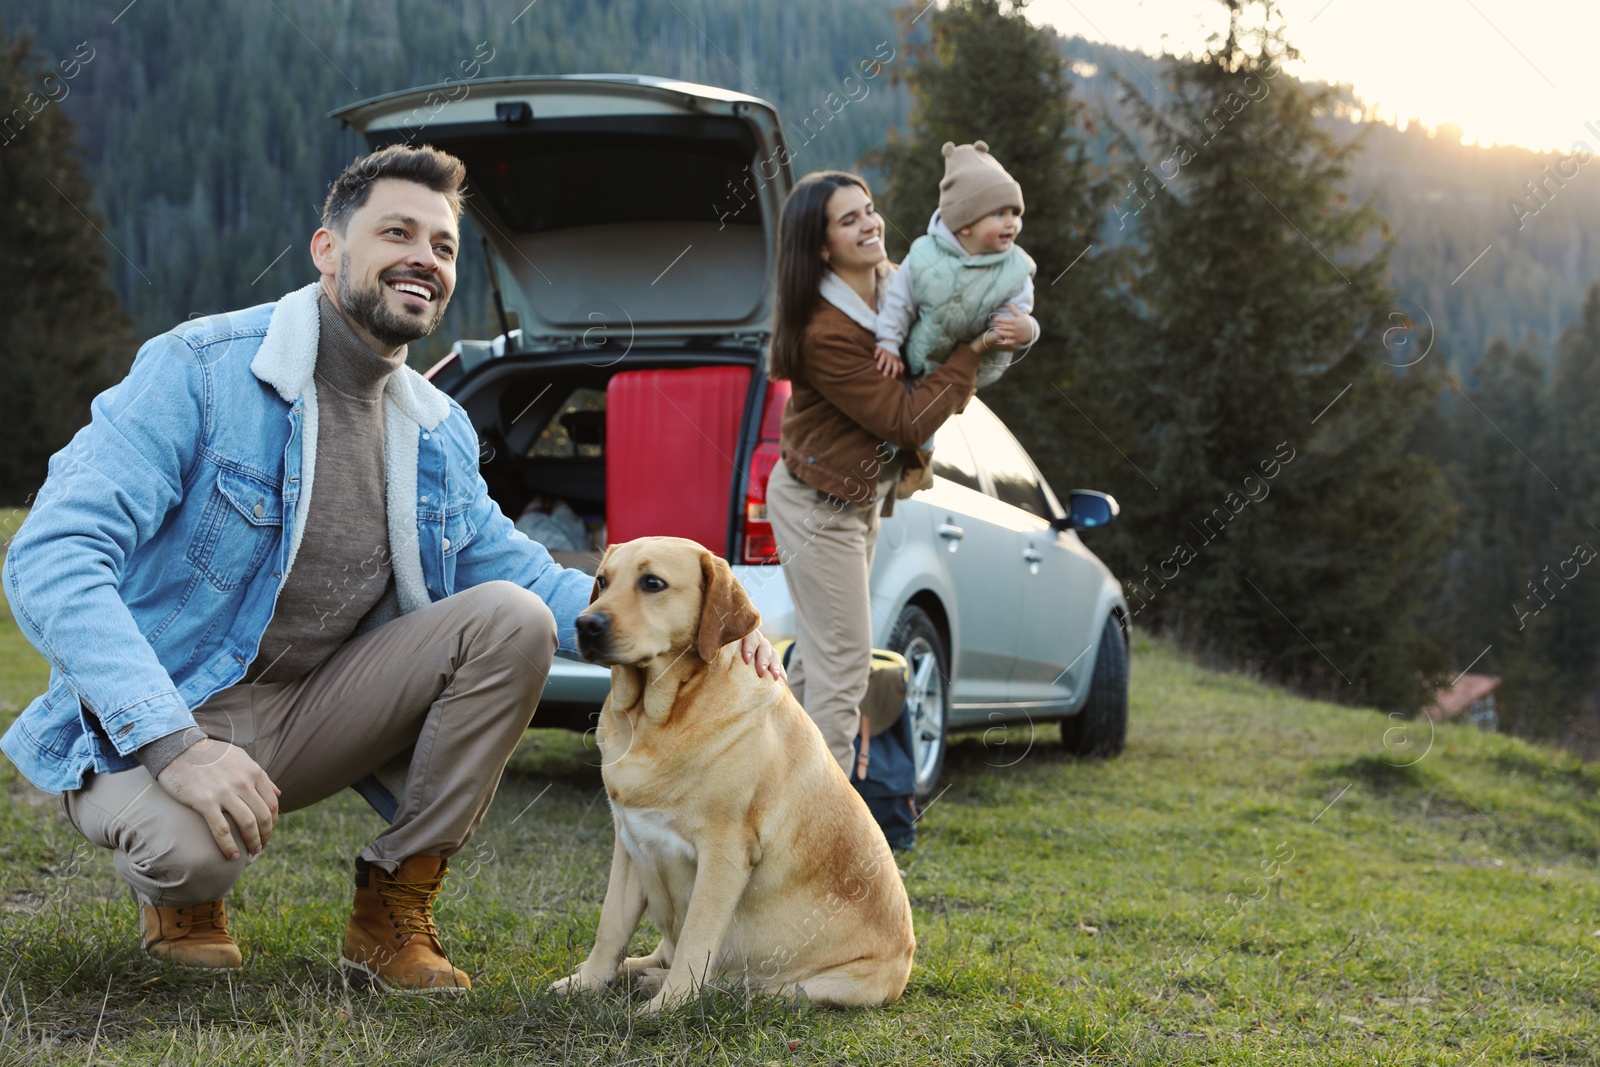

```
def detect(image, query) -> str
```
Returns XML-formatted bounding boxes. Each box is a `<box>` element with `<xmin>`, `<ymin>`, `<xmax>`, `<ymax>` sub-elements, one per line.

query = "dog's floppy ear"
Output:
<box><xmin>588</xmin><ymin>545</ymin><xmax>615</xmax><ymax>604</ymax></box>
<box><xmin>697</xmin><ymin>550</ymin><xmax>762</xmax><ymax>662</ymax></box>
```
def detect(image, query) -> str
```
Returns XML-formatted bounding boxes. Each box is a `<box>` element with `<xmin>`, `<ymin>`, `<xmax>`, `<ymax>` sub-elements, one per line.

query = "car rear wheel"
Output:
<box><xmin>889</xmin><ymin>604</ymin><xmax>949</xmax><ymax>803</ymax></box>
<box><xmin>1060</xmin><ymin>616</ymin><xmax>1128</xmax><ymax>758</ymax></box>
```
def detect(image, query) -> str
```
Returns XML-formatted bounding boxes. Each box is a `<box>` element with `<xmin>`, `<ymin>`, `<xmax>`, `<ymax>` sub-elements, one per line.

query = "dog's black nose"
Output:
<box><xmin>575</xmin><ymin>613</ymin><xmax>610</xmax><ymax>641</ymax></box>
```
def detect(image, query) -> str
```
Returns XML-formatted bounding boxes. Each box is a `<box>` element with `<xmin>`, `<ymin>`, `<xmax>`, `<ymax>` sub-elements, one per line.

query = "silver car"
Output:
<box><xmin>333</xmin><ymin>75</ymin><xmax>1131</xmax><ymax>797</ymax></box>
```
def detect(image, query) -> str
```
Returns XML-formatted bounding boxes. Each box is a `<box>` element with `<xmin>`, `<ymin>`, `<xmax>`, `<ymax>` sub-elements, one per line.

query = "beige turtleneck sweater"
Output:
<box><xmin>243</xmin><ymin>290</ymin><xmax>403</xmax><ymax>684</ymax></box>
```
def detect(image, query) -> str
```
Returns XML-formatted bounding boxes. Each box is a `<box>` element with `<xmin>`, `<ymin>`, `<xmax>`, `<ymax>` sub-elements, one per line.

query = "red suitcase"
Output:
<box><xmin>605</xmin><ymin>366</ymin><xmax>753</xmax><ymax>556</ymax></box>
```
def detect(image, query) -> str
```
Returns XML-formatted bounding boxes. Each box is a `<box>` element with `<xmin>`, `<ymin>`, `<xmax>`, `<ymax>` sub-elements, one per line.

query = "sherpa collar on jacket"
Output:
<box><xmin>250</xmin><ymin>282</ymin><xmax>450</xmax><ymax>428</ymax></box>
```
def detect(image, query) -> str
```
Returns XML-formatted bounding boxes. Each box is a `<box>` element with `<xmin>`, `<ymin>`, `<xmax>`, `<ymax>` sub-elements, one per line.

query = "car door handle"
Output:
<box><xmin>937</xmin><ymin>523</ymin><xmax>965</xmax><ymax>541</ymax></box>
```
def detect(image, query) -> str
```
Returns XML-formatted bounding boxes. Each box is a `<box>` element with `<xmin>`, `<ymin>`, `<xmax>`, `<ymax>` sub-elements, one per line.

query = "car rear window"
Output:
<box><xmin>960</xmin><ymin>404</ymin><xmax>1053</xmax><ymax>520</ymax></box>
<box><xmin>931</xmin><ymin>418</ymin><xmax>984</xmax><ymax>493</ymax></box>
<box><xmin>439</xmin><ymin>115</ymin><xmax>762</xmax><ymax>233</ymax></box>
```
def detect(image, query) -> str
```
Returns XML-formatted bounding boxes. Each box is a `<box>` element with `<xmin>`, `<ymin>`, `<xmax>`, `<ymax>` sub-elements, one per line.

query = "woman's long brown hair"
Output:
<box><xmin>768</xmin><ymin>170</ymin><xmax>873</xmax><ymax>382</ymax></box>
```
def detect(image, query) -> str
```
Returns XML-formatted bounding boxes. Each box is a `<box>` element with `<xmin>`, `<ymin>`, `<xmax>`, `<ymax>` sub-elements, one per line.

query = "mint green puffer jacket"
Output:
<box><xmin>902</xmin><ymin>235</ymin><xmax>1035</xmax><ymax>386</ymax></box>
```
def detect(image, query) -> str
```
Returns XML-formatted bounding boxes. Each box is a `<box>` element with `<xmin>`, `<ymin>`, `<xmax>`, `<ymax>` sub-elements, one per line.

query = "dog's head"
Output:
<box><xmin>575</xmin><ymin>536</ymin><xmax>762</xmax><ymax>669</ymax></box>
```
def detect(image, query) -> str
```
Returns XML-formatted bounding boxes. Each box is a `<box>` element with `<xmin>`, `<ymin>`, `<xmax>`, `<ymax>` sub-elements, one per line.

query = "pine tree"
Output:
<box><xmin>1116</xmin><ymin>0</ymin><xmax>1452</xmax><ymax>711</ymax></box>
<box><xmin>1539</xmin><ymin>285</ymin><xmax>1600</xmax><ymax>743</ymax></box>
<box><xmin>874</xmin><ymin>0</ymin><xmax>1133</xmax><ymax>514</ymax></box>
<box><xmin>0</xmin><ymin>22</ymin><xmax>132</xmax><ymax>505</ymax></box>
<box><xmin>1434</xmin><ymin>339</ymin><xmax>1559</xmax><ymax>732</ymax></box>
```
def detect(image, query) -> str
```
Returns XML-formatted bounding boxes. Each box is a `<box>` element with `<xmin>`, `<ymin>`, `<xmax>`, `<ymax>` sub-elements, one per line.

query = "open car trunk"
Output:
<box><xmin>332</xmin><ymin>76</ymin><xmax>792</xmax><ymax>567</ymax></box>
<box><xmin>333</xmin><ymin>76</ymin><xmax>787</xmax><ymax>350</ymax></box>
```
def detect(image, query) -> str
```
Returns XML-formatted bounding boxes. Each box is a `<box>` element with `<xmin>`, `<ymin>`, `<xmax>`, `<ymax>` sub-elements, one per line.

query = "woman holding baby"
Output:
<box><xmin>765</xmin><ymin>143</ymin><xmax>1039</xmax><ymax>774</ymax></box>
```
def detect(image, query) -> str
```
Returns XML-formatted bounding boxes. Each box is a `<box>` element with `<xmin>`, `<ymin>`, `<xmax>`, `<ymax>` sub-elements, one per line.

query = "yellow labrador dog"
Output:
<box><xmin>550</xmin><ymin>536</ymin><xmax>914</xmax><ymax>1011</ymax></box>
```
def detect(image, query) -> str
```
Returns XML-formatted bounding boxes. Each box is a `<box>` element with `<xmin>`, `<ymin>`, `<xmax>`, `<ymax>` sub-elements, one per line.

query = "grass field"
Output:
<box><xmin>1</xmin><ymin>514</ymin><xmax>1598</xmax><ymax>1065</ymax></box>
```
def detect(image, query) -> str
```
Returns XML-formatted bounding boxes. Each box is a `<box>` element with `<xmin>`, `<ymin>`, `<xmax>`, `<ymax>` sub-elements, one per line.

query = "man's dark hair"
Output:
<box><xmin>321</xmin><ymin>144</ymin><xmax>467</xmax><ymax>233</ymax></box>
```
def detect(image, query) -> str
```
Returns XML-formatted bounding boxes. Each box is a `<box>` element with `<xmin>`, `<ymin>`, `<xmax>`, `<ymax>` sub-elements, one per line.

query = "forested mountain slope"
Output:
<box><xmin>9</xmin><ymin>1</ymin><xmax>1596</xmax><ymax>370</ymax></box>
<box><xmin>1061</xmin><ymin>33</ymin><xmax>1600</xmax><ymax>374</ymax></box>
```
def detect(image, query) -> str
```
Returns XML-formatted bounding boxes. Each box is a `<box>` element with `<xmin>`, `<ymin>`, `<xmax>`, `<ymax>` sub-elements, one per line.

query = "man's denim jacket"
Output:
<box><xmin>2</xmin><ymin>283</ymin><xmax>591</xmax><ymax>804</ymax></box>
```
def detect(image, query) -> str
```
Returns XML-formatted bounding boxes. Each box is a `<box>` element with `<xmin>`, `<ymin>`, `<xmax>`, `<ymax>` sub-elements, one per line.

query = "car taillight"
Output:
<box><xmin>742</xmin><ymin>380</ymin><xmax>791</xmax><ymax>564</ymax></box>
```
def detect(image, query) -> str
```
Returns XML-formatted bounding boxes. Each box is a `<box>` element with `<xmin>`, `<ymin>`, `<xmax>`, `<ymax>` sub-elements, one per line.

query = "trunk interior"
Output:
<box><xmin>454</xmin><ymin>354</ymin><xmax>762</xmax><ymax>573</ymax></box>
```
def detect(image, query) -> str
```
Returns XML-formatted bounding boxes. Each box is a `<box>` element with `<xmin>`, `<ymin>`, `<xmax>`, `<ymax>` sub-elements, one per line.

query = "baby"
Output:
<box><xmin>874</xmin><ymin>140</ymin><xmax>1039</xmax><ymax>389</ymax></box>
<box><xmin>874</xmin><ymin>141</ymin><xmax>1039</xmax><ymax>494</ymax></box>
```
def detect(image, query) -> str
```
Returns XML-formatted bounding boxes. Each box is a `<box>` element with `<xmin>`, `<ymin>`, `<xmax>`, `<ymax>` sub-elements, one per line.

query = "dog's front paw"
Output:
<box><xmin>633</xmin><ymin>966</ymin><xmax>670</xmax><ymax>995</ymax></box>
<box><xmin>641</xmin><ymin>983</ymin><xmax>692</xmax><ymax>1015</ymax></box>
<box><xmin>549</xmin><ymin>968</ymin><xmax>608</xmax><ymax>996</ymax></box>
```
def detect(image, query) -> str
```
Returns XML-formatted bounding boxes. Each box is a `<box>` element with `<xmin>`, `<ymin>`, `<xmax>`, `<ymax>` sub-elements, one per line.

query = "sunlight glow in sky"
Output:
<box><xmin>1026</xmin><ymin>0</ymin><xmax>1597</xmax><ymax>154</ymax></box>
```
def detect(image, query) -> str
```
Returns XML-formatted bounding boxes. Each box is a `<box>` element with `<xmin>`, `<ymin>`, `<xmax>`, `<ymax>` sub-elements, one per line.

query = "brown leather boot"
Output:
<box><xmin>139</xmin><ymin>899</ymin><xmax>243</xmax><ymax>969</ymax></box>
<box><xmin>340</xmin><ymin>855</ymin><xmax>470</xmax><ymax>994</ymax></box>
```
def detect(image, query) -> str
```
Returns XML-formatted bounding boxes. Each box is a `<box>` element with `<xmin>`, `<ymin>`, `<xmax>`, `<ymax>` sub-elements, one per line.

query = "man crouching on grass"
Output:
<box><xmin>1</xmin><ymin>145</ymin><xmax>782</xmax><ymax>993</ymax></box>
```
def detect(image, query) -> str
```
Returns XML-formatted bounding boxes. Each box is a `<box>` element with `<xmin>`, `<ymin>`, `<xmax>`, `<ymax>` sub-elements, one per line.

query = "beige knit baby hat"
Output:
<box><xmin>937</xmin><ymin>140</ymin><xmax>1024</xmax><ymax>232</ymax></box>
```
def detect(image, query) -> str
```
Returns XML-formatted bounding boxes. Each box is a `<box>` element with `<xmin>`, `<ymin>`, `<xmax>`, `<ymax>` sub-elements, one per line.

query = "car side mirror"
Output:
<box><xmin>1052</xmin><ymin>490</ymin><xmax>1119</xmax><ymax>531</ymax></box>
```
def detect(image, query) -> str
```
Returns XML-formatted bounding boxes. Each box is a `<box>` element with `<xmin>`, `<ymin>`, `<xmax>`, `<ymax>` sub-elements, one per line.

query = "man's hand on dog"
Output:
<box><xmin>157</xmin><ymin>739</ymin><xmax>281</xmax><ymax>860</ymax></box>
<box><xmin>741</xmin><ymin>629</ymin><xmax>787</xmax><ymax>683</ymax></box>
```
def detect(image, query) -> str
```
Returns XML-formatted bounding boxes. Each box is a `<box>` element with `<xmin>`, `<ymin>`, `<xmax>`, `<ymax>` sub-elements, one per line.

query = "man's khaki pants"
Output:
<box><xmin>62</xmin><ymin>581</ymin><xmax>556</xmax><ymax>906</ymax></box>
<box><xmin>765</xmin><ymin>461</ymin><xmax>890</xmax><ymax>774</ymax></box>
